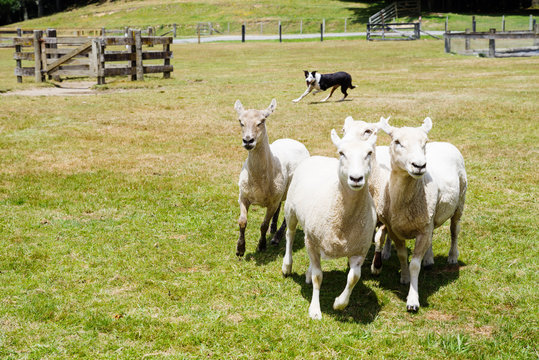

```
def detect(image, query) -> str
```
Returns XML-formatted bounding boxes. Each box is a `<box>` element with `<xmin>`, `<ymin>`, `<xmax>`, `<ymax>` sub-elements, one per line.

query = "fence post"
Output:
<box><xmin>530</xmin><ymin>15</ymin><xmax>533</xmax><ymax>31</ymax></box>
<box><xmin>33</xmin><ymin>30</ymin><xmax>43</xmax><ymax>83</ymax></box>
<box><xmin>534</xmin><ymin>23</ymin><xmax>538</xmax><ymax>46</ymax></box>
<box><xmin>173</xmin><ymin>23</ymin><xmax>177</xmax><ymax>37</ymax></box>
<box><xmin>366</xmin><ymin>23</ymin><xmax>370</xmax><ymax>41</ymax></box>
<box><xmin>465</xmin><ymin>28</ymin><xmax>470</xmax><ymax>51</ymax></box>
<box><xmin>444</xmin><ymin>31</ymin><xmax>451</xmax><ymax>53</ymax></box>
<box><xmin>415</xmin><ymin>23</ymin><xmax>420</xmax><ymax>39</ymax></box>
<box><xmin>148</xmin><ymin>26</ymin><xmax>154</xmax><ymax>47</ymax></box>
<box><xmin>320</xmin><ymin>23</ymin><xmax>323</xmax><ymax>41</ymax></box>
<box><xmin>15</xmin><ymin>28</ymin><xmax>22</xmax><ymax>83</ymax></box>
<box><xmin>197</xmin><ymin>25</ymin><xmax>201</xmax><ymax>44</ymax></box>
<box><xmin>135</xmin><ymin>30</ymin><xmax>143</xmax><ymax>81</ymax></box>
<box><xmin>300</xmin><ymin>19</ymin><xmax>303</xmax><ymax>34</ymax></box>
<box><xmin>488</xmin><ymin>28</ymin><xmax>496</xmax><ymax>58</ymax></box>
<box><xmin>445</xmin><ymin>16</ymin><xmax>448</xmax><ymax>32</ymax></box>
<box><xmin>241</xmin><ymin>24</ymin><xmax>245</xmax><ymax>42</ymax></box>
<box><xmin>472</xmin><ymin>16</ymin><xmax>476</xmax><ymax>32</ymax></box>
<box><xmin>45</xmin><ymin>28</ymin><xmax>60</xmax><ymax>81</ymax></box>
<box><xmin>163</xmin><ymin>40</ymin><xmax>171</xmax><ymax>79</ymax></box>
<box><xmin>344</xmin><ymin>18</ymin><xmax>347</xmax><ymax>33</ymax></box>
<box><xmin>279</xmin><ymin>21</ymin><xmax>282</xmax><ymax>42</ymax></box>
<box><xmin>502</xmin><ymin>15</ymin><xmax>505</xmax><ymax>32</ymax></box>
<box><xmin>98</xmin><ymin>39</ymin><xmax>105</xmax><ymax>85</ymax></box>
<box><xmin>128</xmin><ymin>29</ymin><xmax>136</xmax><ymax>81</ymax></box>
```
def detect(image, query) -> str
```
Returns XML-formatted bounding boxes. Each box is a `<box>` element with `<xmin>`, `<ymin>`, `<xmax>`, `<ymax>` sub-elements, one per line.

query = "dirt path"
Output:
<box><xmin>2</xmin><ymin>81</ymin><xmax>98</xmax><ymax>96</ymax></box>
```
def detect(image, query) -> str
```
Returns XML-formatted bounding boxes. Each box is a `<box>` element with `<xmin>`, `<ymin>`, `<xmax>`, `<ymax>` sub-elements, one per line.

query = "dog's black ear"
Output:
<box><xmin>312</xmin><ymin>71</ymin><xmax>317</xmax><ymax>76</ymax></box>
<box><xmin>303</xmin><ymin>70</ymin><xmax>309</xmax><ymax>78</ymax></box>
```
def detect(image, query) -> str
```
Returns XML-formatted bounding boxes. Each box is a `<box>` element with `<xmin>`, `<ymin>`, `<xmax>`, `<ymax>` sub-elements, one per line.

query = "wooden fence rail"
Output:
<box><xmin>367</xmin><ymin>22</ymin><xmax>420</xmax><ymax>41</ymax></box>
<box><xmin>10</xmin><ymin>28</ymin><xmax>173</xmax><ymax>84</ymax></box>
<box><xmin>444</xmin><ymin>24</ymin><xmax>539</xmax><ymax>57</ymax></box>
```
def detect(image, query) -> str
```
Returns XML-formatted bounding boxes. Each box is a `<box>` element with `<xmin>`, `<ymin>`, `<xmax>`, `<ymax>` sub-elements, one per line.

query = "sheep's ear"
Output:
<box><xmin>367</xmin><ymin>133</ymin><xmax>378</xmax><ymax>148</ymax></box>
<box><xmin>342</xmin><ymin>116</ymin><xmax>354</xmax><ymax>134</ymax></box>
<box><xmin>303</xmin><ymin>70</ymin><xmax>309</xmax><ymax>77</ymax></box>
<box><xmin>422</xmin><ymin>117</ymin><xmax>433</xmax><ymax>133</ymax></box>
<box><xmin>379</xmin><ymin>116</ymin><xmax>394</xmax><ymax>136</ymax></box>
<box><xmin>234</xmin><ymin>100</ymin><xmax>244</xmax><ymax>115</ymax></box>
<box><xmin>331</xmin><ymin>129</ymin><xmax>341</xmax><ymax>147</ymax></box>
<box><xmin>262</xmin><ymin>99</ymin><xmax>276</xmax><ymax>118</ymax></box>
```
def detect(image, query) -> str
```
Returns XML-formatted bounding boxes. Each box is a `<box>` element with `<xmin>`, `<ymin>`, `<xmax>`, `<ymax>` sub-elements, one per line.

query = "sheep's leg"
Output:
<box><xmin>422</xmin><ymin>245</ymin><xmax>435</xmax><ymax>269</ymax></box>
<box><xmin>448</xmin><ymin>215</ymin><xmax>461</xmax><ymax>265</ymax></box>
<box><xmin>236</xmin><ymin>199</ymin><xmax>250</xmax><ymax>257</ymax></box>
<box><xmin>406</xmin><ymin>229</ymin><xmax>433</xmax><ymax>312</ymax></box>
<box><xmin>281</xmin><ymin>213</ymin><xmax>297</xmax><ymax>276</ymax></box>
<box><xmin>371</xmin><ymin>225</ymin><xmax>387</xmax><ymax>275</ymax></box>
<box><xmin>257</xmin><ymin>205</ymin><xmax>278</xmax><ymax>252</ymax></box>
<box><xmin>305</xmin><ymin>260</ymin><xmax>312</xmax><ymax>284</ymax></box>
<box><xmin>292</xmin><ymin>86</ymin><xmax>313</xmax><ymax>103</ymax></box>
<box><xmin>307</xmin><ymin>245</ymin><xmax>323</xmax><ymax>320</ymax></box>
<box><xmin>320</xmin><ymin>85</ymin><xmax>339</xmax><ymax>102</ymax></box>
<box><xmin>393</xmin><ymin>238</ymin><xmax>410</xmax><ymax>284</ymax></box>
<box><xmin>270</xmin><ymin>205</ymin><xmax>280</xmax><ymax>234</ymax></box>
<box><xmin>381</xmin><ymin>235</ymin><xmax>392</xmax><ymax>260</ymax></box>
<box><xmin>270</xmin><ymin>218</ymin><xmax>286</xmax><ymax>246</ymax></box>
<box><xmin>334</xmin><ymin>255</ymin><xmax>364</xmax><ymax>310</ymax></box>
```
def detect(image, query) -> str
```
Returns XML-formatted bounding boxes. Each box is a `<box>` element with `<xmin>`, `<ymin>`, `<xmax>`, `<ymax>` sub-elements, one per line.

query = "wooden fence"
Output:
<box><xmin>10</xmin><ymin>28</ymin><xmax>173</xmax><ymax>84</ymax></box>
<box><xmin>444</xmin><ymin>25</ymin><xmax>539</xmax><ymax>57</ymax></box>
<box><xmin>367</xmin><ymin>22</ymin><xmax>420</xmax><ymax>41</ymax></box>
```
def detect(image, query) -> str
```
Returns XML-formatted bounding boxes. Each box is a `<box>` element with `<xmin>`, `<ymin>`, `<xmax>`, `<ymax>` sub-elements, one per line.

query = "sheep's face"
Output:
<box><xmin>382</xmin><ymin>118</ymin><xmax>432</xmax><ymax>179</ymax></box>
<box><xmin>234</xmin><ymin>99</ymin><xmax>276</xmax><ymax>151</ymax></box>
<box><xmin>331</xmin><ymin>129</ymin><xmax>376</xmax><ymax>191</ymax></box>
<box><xmin>341</xmin><ymin>116</ymin><xmax>381</xmax><ymax>141</ymax></box>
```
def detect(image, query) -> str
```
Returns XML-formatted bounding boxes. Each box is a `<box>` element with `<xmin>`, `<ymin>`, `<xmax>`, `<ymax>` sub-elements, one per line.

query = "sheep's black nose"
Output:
<box><xmin>243</xmin><ymin>138</ymin><xmax>254</xmax><ymax>145</ymax></box>
<box><xmin>412</xmin><ymin>162</ymin><xmax>426</xmax><ymax>170</ymax></box>
<box><xmin>349</xmin><ymin>176</ymin><xmax>363</xmax><ymax>183</ymax></box>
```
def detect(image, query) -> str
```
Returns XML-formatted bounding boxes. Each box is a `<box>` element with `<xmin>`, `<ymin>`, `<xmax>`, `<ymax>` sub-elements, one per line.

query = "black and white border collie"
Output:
<box><xmin>292</xmin><ymin>70</ymin><xmax>356</xmax><ymax>103</ymax></box>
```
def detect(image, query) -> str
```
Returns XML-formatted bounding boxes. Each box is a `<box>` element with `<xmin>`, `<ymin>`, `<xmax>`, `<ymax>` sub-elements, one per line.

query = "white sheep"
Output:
<box><xmin>341</xmin><ymin>117</ymin><xmax>467</xmax><ymax>276</ymax></box>
<box><xmin>235</xmin><ymin>99</ymin><xmax>310</xmax><ymax>257</ymax></box>
<box><xmin>281</xmin><ymin>128</ymin><xmax>377</xmax><ymax>320</ymax></box>
<box><xmin>373</xmin><ymin>117</ymin><xmax>467</xmax><ymax>311</ymax></box>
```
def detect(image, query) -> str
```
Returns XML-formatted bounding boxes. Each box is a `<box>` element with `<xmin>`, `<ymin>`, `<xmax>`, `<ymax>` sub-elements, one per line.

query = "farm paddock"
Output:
<box><xmin>0</xmin><ymin>39</ymin><xmax>537</xmax><ymax>359</ymax></box>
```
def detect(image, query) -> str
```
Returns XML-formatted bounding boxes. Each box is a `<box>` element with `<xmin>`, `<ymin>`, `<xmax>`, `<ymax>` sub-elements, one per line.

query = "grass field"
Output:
<box><xmin>0</xmin><ymin>38</ymin><xmax>538</xmax><ymax>359</ymax></box>
<box><xmin>2</xmin><ymin>0</ymin><xmax>537</xmax><ymax>35</ymax></box>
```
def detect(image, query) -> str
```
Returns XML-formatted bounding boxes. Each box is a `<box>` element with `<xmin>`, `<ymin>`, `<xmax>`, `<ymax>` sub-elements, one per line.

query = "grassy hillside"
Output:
<box><xmin>2</xmin><ymin>0</ymin><xmax>536</xmax><ymax>35</ymax></box>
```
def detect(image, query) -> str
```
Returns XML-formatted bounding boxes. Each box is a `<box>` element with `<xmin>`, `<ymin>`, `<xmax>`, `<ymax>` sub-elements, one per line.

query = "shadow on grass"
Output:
<box><xmin>370</xmin><ymin>247</ymin><xmax>464</xmax><ymax>309</ymax></box>
<box><xmin>288</xmin><ymin>269</ymin><xmax>381</xmax><ymax>324</ymax></box>
<box><xmin>244</xmin><ymin>229</ymin><xmax>305</xmax><ymax>266</ymax></box>
<box><xmin>308</xmin><ymin>98</ymin><xmax>353</xmax><ymax>105</ymax></box>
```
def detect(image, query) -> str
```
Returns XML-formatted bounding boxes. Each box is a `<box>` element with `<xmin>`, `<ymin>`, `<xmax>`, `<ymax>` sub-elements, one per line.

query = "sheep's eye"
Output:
<box><xmin>367</xmin><ymin>151</ymin><xmax>373</xmax><ymax>157</ymax></box>
<box><xmin>257</xmin><ymin>122</ymin><xmax>263</xmax><ymax>127</ymax></box>
<box><xmin>339</xmin><ymin>151</ymin><xmax>345</xmax><ymax>157</ymax></box>
<box><xmin>364</xmin><ymin>129</ymin><xmax>372</xmax><ymax>135</ymax></box>
<box><xmin>394</xmin><ymin>140</ymin><xmax>401</xmax><ymax>147</ymax></box>
<box><xmin>239</xmin><ymin>120</ymin><xmax>244</xmax><ymax>127</ymax></box>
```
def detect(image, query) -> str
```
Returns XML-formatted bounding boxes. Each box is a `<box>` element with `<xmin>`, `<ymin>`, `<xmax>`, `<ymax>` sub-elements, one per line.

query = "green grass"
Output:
<box><xmin>0</xmin><ymin>38</ymin><xmax>538</xmax><ymax>359</ymax></box>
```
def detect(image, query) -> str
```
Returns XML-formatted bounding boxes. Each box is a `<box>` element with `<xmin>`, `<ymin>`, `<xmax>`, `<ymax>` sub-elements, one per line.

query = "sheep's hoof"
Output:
<box><xmin>371</xmin><ymin>263</ymin><xmax>381</xmax><ymax>276</ymax></box>
<box><xmin>257</xmin><ymin>242</ymin><xmax>266</xmax><ymax>252</ymax></box>
<box><xmin>236</xmin><ymin>245</ymin><xmax>245</xmax><ymax>257</ymax></box>
<box><xmin>406</xmin><ymin>304</ymin><xmax>419</xmax><ymax>313</ymax></box>
<box><xmin>270</xmin><ymin>237</ymin><xmax>280</xmax><ymax>246</ymax></box>
<box><xmin>282</xmin><ymin>263</ymin><xmax>292</xmax><ymax>276</ymax></box>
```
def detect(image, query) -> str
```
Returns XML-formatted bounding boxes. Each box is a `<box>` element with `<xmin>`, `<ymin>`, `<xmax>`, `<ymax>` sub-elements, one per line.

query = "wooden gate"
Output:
<box><xmin>12</xmin><ymin>28</ymin><xmax>173</xmax><ymax>84</ymax></box>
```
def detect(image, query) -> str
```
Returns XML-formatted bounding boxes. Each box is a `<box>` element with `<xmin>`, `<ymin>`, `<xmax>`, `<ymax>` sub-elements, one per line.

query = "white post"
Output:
<box><xmin>344</xmin><ymin>18</ymin><xmax>347</xmax><ymax>33</ymax></box>
<box><xmin>531</xmin><ymin>15</ymin><xmax>533</xmax><ymax>31</ymax></box>
<box><xmin>300</xmin><ymin>19</ymin><xmax>303</xmax><ymax>34</ymax></box>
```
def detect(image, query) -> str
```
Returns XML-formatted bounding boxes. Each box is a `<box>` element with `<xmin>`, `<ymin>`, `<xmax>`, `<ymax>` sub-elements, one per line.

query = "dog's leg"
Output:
<box><xmin>339</xmin><ymin>86</ymin><xmax>349</xmax><ymax>101</ymax></box>
<box><xmin>292</xmin><ymin>86</ymin><xmax>313</xmax><ymax>103</ymax></box>
<box><xmin>320</xmin><ymin>85</ymin><xmax>339</xmax><ymax>102</ymax></box>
